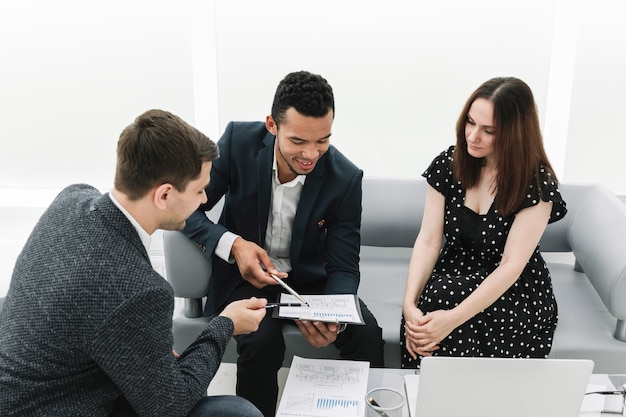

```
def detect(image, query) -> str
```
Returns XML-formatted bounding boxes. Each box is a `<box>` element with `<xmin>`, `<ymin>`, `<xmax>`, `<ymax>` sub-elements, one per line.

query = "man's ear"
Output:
<box><xmin>266</xmin><ymin>115</ymin><xmax>278</xmax><ymax>135</ymax></box>
<box><xmin>153</xmin><ymin>183</ymin><xmax>173</xmax><ymax>210</ymax></box>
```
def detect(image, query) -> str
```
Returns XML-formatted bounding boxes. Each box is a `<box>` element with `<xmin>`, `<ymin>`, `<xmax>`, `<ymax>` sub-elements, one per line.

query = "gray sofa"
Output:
<box><xmin>165</xmin><ymin>178</ymin><xmax>626</xmax><ymax>373</ymax></box>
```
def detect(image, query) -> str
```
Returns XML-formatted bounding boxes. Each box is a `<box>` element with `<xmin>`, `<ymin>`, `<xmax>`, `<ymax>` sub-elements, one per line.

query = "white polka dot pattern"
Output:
<box><xmin>400</xmin><ymin>146</ymin><xmax>566</xmax><ymax>368</ymax></box>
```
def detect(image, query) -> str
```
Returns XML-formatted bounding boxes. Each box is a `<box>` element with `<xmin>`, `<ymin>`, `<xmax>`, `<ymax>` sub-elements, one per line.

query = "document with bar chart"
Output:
<box><xmin>272</xmin><ymin>294</ymin><xmax>365</xmax><ymax>325</ymax></box>
<box><xmin>276</xmin><ymin>356</ymin><xmax>370</xmax><ymax>417</ymax></box>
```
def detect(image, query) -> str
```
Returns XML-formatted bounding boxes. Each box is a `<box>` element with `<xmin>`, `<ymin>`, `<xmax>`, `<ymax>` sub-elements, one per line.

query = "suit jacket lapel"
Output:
<box><xmin>257</xmin><ymin>132</ymin><xmax>274</xmax><ymax>245</ymax></box>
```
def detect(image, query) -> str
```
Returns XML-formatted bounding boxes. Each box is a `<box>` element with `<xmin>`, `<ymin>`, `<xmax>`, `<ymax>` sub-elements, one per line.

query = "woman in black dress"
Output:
<box><xmin>400</xmin><ymin>77</ymin><xmax>566</xmax><ymax>368</ymax></box>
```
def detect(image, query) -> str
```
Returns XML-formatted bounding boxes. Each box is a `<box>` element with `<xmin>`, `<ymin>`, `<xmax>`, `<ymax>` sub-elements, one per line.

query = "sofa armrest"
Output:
<box><xmin>563</xmin><ymin>184</ymin><xmax>626</xmax><ymax>340</ymax></box>
<box><xmin>163</xmin><ymin>230</ymin><xmax>212</xmax><ymax>318</ymax></box>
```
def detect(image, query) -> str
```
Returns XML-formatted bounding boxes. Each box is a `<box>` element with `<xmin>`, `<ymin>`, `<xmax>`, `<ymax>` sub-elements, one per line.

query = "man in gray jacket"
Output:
<box><xmin>0</xmin><ymin>110</ymin><xmax>265</xmax><ymax>417</ymax></box>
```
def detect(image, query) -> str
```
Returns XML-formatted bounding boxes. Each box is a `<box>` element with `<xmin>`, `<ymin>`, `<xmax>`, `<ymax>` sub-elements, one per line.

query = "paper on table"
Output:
<box><xmin>272</xmin><ymin>293</ymin><xmax>365</xmax><ymax>324</ymax></box>
<box><xmin>403</xmin><ymin>374</ymin><xmax>419</xmax><ymax>417</ymax></box>
<box><xmin>275</xmin><ymin>356</ymin><xmax>370</xmax><ymax>417</ymax></box>
<box><xmin>580</xmin><ymin>384</ymin><xmax>608</xmax><ymax>414</ymax></box>
<box><xmin>580</xmin><ymin>384</ymin><xmax>624</xmax><ymax>415</ymax></box>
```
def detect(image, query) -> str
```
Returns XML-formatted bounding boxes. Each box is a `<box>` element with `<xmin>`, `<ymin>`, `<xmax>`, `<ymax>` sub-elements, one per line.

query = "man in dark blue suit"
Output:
<box><xmin>182</xmin><ymin>71</ymin><xmax>385</xmax><ymax>417</ymax></box>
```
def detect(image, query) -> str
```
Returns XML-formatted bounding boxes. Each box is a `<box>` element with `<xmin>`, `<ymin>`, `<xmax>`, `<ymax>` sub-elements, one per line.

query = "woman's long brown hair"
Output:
<box><xmin>453</xmin><ymin>77</ymin><xmax>558</xmax><ymax>216</ymax></box>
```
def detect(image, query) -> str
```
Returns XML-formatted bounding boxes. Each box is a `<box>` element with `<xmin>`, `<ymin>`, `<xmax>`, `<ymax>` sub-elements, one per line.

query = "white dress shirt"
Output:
<box><xmin>263</xmin><ymin>157</ymin><xmax>305</xmax><ymax>273</ymax></box>
<box><xmin>109</xmin><ymin>192</ymin><xmax>152</xmax><ymax>260</ymax></box>
<box><xmin>214</xmin><ymin>144</ymin><xmax>305</xmax><ymax>274</ymax></box>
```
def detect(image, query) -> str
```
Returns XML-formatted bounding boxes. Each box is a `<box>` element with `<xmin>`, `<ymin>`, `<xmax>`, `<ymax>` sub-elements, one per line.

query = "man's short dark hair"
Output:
<box><xmin>114</xmin><ymin>109</ymin><xmax>219</xmax><ymax>200</ymax></box>
<box><xmin>271</xmin><ymin>71</ymin><xmax>335</xmax><ymax>126</ymax></box>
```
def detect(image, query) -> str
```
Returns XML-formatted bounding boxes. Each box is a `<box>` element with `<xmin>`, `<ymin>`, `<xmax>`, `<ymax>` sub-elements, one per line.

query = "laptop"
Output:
<box><xmin>404</xmin><ymin>356</ymin><xmax>594</xmax><ymax>417</ymax></box>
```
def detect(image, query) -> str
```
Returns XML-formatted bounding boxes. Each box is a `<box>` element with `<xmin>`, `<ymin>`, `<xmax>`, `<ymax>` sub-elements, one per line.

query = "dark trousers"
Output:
<box><xmin>225</xmin><ymin>283</ymin><xmax>385</xmax><ymax>417</ymax></box>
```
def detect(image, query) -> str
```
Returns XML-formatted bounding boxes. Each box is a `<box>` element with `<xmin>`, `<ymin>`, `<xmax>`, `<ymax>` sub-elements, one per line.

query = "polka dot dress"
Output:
<box><xmin>400</xmin><ymin>146</ymin><xmax>566</xmax><ymax>368</ymax></box>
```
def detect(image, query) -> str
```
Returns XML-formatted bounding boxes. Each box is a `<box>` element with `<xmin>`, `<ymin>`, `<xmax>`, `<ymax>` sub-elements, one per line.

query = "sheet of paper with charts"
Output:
<box><xmin>272</xmin><ymin>293</ymin><xmax>365</xmax><ymax>324</ymax></box>
<box><xmin>276</xmin><ymin>356</ymin><xmax>370</xmax><ymax>417</ymax></box>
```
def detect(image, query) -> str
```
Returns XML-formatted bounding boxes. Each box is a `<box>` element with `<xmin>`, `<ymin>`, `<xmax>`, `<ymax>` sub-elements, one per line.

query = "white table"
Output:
<box><xmin>209</xmin><ymin>363</ymin><xmax>624</xmax><ymax>416</ymax></box>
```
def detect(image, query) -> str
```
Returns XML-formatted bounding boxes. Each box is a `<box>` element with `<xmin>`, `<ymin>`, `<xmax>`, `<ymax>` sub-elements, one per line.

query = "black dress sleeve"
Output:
<box><xmin>518</xmin><ymin>166</ymin><xmax>567</xmax><ymax>224</ymax></box>
<box><xmin>421</xmin><ymin>145</ymin><xmax>455</xmax><ymax>196</ymax></box>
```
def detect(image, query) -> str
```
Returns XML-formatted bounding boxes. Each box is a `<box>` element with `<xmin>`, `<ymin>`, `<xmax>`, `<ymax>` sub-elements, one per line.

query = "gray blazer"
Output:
<box><xmin>0</xmin><ymin>184</ymin><xmax>232</xmax><ymax>417</ymax></box>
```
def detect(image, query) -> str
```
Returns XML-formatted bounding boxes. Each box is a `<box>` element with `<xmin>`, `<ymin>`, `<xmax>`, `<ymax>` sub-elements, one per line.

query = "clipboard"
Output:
<box><xmin>270</xmin><ymin>293</ymin><xmax>365</xmax><ymax>325</ymax></box>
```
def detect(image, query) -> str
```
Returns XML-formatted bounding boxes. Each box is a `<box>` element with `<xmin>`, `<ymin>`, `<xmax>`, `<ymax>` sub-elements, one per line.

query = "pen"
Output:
<box><xmin>296</xmin><ymin>317</ymin><xmax>338</xmax><ymax>323</ymax></box>
<box><xmin>585</xmin><ymin>390</ymin><xmax>626</xmax><ymax>395</ymax></box>
<box><xmin>270</xmin><ymin>274</ymin><xmax>309</xmax><ymax>306</ymax></box>
<box><xmin>367</xmin><ymin>397</ymin><xmax>389</xmax><ymax>417</ymax></box>
<box><xmin>264</xmin><ymin>303</ymin><xmax>303</xmax><ymax>308</ymax></box>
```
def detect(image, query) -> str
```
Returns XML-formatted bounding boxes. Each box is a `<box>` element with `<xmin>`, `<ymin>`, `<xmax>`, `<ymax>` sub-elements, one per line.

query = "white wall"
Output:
<box><xmin>0</xmin><ymin>0</ymin><xmax>199</xmax><ymax>295</ymax></box>
<box><xmin>1</xmin><ymin>0</ymin><xmax>625</xmax><ymax>296</ymax></box>
<box><xmin>564</xmin><ymin>0</ymin><xmax>626</xmax><ymax>187</ymax></box>
<box><xmin>0</xmin><ymin>0</ymin><xmax>197</xmax><ymax>193</ymax></box>
<box><xmin>207</xmin><ymin>0</ymin><xmax>626</xmax><ymax>189</ymax></box>
<box><xmin>211</xmin><ymin>0</ymin><xmax>558</xmax><ymax>180</ymax></box>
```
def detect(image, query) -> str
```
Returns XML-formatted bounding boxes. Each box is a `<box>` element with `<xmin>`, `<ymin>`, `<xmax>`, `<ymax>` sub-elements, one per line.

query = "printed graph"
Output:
<box><xmin>275</xmin><ymin>357</ymin><xmax>369</xmax><ymax>417</ymax></box>
<box><xmin>276</xmin><ymin>294</ymin><xmax>365</xmax><ymax>324</ymax></box>
<box><xmin>316</xmin><ymin>398</ymin><xmax>359</xmax><ymax>411</ymax></box>
<box><xmin>295</xmin><ymin>363</ymin><xmax>363</xmax><ymax>389</ymax></box>
<box><xmin>281</xmin><ymin>394</ymin><xmax>360</xmax><ymax>416</ymax></box>
<box><xmin>311</xmin><ymin>311</ymin><xmax>354</xmax><ymax>321</ymax></box>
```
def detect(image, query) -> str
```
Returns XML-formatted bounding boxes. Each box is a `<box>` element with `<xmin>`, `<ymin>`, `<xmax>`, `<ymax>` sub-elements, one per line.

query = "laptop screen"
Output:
<box><xmin>405</xmin><ymin>357</ymin><xmax>594</xmax><ymax>417</ymax></box>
